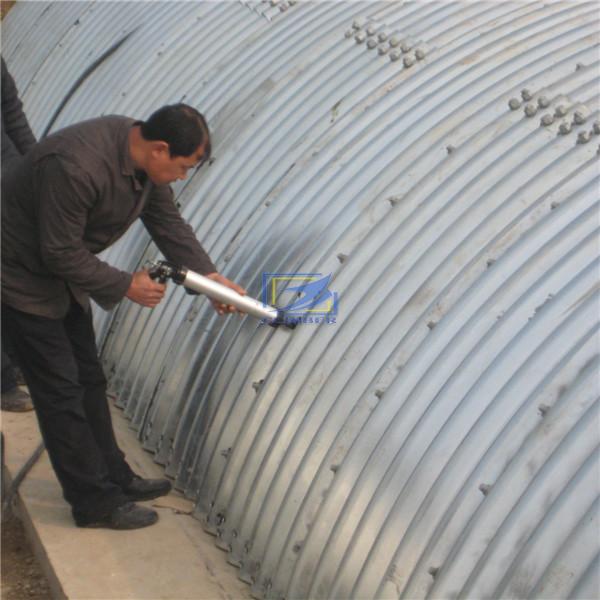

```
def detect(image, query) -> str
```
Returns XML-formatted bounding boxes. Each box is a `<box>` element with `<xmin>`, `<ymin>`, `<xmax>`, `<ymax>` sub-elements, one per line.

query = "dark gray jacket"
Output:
<box><xmin>1</xmin><ymin>115</ymin><xmax>216</xmax><ymax>318</ymax></box>
<box><xmin>1</xmin><ymin>57</ymin><xmax>36</xmax><ymax>166</ymax></box>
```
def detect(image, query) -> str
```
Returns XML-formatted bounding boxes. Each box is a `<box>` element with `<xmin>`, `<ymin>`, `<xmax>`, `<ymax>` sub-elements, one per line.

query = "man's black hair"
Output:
<box><xmin>140</xmin><ymin>104</ymin><xmax>211</xmax><ymax>159</ymax></box>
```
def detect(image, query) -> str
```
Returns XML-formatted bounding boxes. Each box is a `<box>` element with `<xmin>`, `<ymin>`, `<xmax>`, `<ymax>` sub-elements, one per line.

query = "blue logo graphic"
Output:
<box><xmin>262</xmin><ymin>272</ymin><xmax>339</xmax><ymax>325</ymax></box>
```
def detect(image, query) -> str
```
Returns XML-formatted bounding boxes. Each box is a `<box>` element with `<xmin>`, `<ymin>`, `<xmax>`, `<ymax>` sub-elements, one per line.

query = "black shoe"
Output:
<box><xmin>1</xmin><ymin>388</ymin><xmax>33</xmax><ymax>412</ymax></box>
<box><xmin>122</xmin><ymin>476</ymin><xmax>172</xmax><ymax>502</ymax></box>
<box><xmin>76</xmin><ymin>502</ymin><xmax>158</xmax><ymax>529</ymax></box>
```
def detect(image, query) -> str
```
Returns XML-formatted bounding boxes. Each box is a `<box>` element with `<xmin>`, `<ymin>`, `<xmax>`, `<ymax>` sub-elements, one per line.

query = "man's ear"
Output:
<box><xmin>150</xmin><ymin>140</ymin><xmax>170</xmax><ymax>158</ymax></box>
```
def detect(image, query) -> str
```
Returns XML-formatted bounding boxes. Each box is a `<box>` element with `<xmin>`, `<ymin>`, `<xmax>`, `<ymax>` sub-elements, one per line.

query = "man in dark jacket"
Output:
<box><xmin>1</xmin><ymin>103</ymin><xmax>244</xmax><ymax>529</ymax></box>
<box><xmin>1</xmin><ymin>56</ymin><xmax>35</xmax><ymax>412</ymax></box>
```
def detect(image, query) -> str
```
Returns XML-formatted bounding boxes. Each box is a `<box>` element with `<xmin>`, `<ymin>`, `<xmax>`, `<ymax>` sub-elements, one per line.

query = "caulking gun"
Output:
<box><xmin>148</xmin><ymin>260</ymin><xmax>296</xmax><ymax>329</ymax></box>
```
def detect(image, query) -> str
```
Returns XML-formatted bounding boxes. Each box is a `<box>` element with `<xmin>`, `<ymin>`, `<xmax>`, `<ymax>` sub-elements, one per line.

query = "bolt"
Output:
<box><xmin>427</xmin><ymin>321</ymin><xmax>437</xmax><ymax>330</ymax></box>
<box><xmin>344</xmin><ymin>29</ymin><xmax>354</xmax><ymax>39</ymax></box>
<box><xmin>521</xmin><ymin>88</ymin><xmax>533</xmax><ymax>101</ymax></box>
<box><xmin>400</xmin><ymin>41</ymin><xmax>412</xmax><ymax>53</ymax></box>
<box><xmin>540</xmin><ymin>114</ymin><xmax>554</xmax><ymax>127</ymax></box>
<box><xmin>403</xmin><ymin>56</ymin><xmax>415</xmax><ymax>68</ymax></box>
<box><xmin>337</xmin><ymin>253</ymin><xmax>348</xmax><ymax>263</ymax></box>
<box><xmin>270</xmin><ymin>0</ymin><xmax>279</xmax><ymax>4</ymax></box>
<box><xmin>366</xmin><ymin>24</ymin><xmax>377</xmax><ymax>36</ymax></box>
<box><xmin>550</xmin><ymin>201</ymin><xmax>560</xmax><ymax>209</ymax></box>
<box><xmin>446</xmin><ymin>145</ymin><xmax>456</xmax><ymax>154</ymax></box>
<box><xmin>367</xmin><ymin>38</ymin><xmax>377</xmax><ymax>50</ymax></box>
<box><xmin>374</xmin><ymin>389</ymin><xmax>385</xmax><ymax>399</ymax></box>
<box><xmin>508</xmin><ymin>98</ymin><xmax>521</xmax><ymax>110</ymax></box>
<box><xmin>352</xmin><ymin>18</ymin><xmax>365</xmax><ymax>30</ymax></box>
<box><xmin>389</xmin><ymin>35</ymin><xmax>400</xmax><ymax>47</ymax></box>
<box><xmin>593</xmin><ymin>121</ymin><xmax>600</xmax><ymax>134</ymax></box>
<box><xmin>378</xmin><ymin>31</ymin><xmax>388</xmax><ymax>42</ymax></box>
<box><xmin>279</xmin><ymin>1</ymin><xmax>288</xmax><ymax>11</ymax></box>
<box><xmin>554</xmin><ymin>104</ymin><xmax>568</xmax><ymax>117</ymax></box>
<box><xmin>558</xmin><ymin>121</ymin><xmax>571</xmax><ymax>135</ymax></box>
<box><xmin>573</xmin><ymin>110</ymin><xmax>588</xmax><ymax>125</ymax></box>
<box><xmin>537</xmin><ymin>95</ymin><xmax>550</xmax><ymax>108</ymax></box>
<box><xmin>355</xmin><ymin>31</ymin><xmax>366</xmax><ymax>44</ymax></box>
<box><xmin>486</xmin><ymin>258</ymin><xmax>496</xmax><ymax>267</ymax></box>
<box><xmin>390</xmin><ymin>49</ymin><xmax>402</xmax><ymax>62</ymax></box>
<box><xmin>538</xmin><ymin>404</ymin><xmax>550</xmax><ymax>416</ymax></box>
<box><xmin>415</xmin><ymin>48</ymin><xmax>426</xmax><ymax>60</ymax></box>
<box><xmin>575</xmin><ymin>62</ymin><xmax>585</xmax><ymax>71</ymax></box>
<box><xmin>428</xmin><ymin>566</ymin><xmax>439</xmax><ymax>578</ymax></box>
<box><xmin>577</xmin><ymin>131</ymin><xmax>591</xmax><ymax>144</ymax></box>
<box><xmin>378</xmin><ymin>44</ymin><xmax>389</xmax><ymax>55</ymax></box>
<box><xmin>479</xmin><ymin>483</ymin><xmax>492</xmax><ymax>496</ymax></box>
<box><xmin>524</xmin><ymin>104</ymin><xmax>538</xmax><ymax>117</ymax></box>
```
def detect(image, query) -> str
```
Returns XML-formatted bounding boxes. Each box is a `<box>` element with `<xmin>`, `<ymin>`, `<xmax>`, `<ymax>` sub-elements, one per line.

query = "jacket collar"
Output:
<box><xmin>119</xmin><ymin>119</ymin><xmax>144</xmax><ymax>191</ymax></box>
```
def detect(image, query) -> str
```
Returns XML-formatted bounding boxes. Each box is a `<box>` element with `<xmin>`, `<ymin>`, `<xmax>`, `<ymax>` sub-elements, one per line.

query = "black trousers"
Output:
<box><xmin>2</xmin><ymin>301</ymin><xmax>134</xmax><ymax>521</ymax></box>
<box><xmin>1</xmin><ymin>348</ymin><xmax>17</xmax><ymax>392</ymax></box>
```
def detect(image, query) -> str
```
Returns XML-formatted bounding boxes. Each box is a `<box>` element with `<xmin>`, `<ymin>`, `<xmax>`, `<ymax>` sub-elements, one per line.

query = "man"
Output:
<box><xmin>1</xmin><ymin>56</ymin><xmax>35</xmax><ymax>412</ymax></box>
<box><xmin>1</xmin><ymin>103</ymin><xmax>245</xmax><ymax>529</ymax></box>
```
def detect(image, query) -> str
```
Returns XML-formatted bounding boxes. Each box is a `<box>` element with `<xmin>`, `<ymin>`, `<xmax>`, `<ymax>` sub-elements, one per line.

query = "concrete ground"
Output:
<box><xmin>1</xmin><ymin>403</ymin><xmax>252</xmax><ymax>600</ymax></box>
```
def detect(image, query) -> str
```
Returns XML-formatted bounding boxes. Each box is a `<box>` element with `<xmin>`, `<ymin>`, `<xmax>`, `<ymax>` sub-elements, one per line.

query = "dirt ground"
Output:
<box><xmin>1</xmin><ymin>511</ymin><xmax>52</xmax><ymax>600</ymax></box>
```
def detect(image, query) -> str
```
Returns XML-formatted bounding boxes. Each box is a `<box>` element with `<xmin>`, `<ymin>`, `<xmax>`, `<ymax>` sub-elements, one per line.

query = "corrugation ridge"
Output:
<box><xmin>295</xmin><ymin>198</ymin><xmax>598</xmax><ymax>598</ymax></box>
<box><xmin>395</xmin><ymin>316</ymin><xmax>600</xmax><ymax>599</ymax></box>
<box><xmin>50</xmin><ymin>2</ymin><xmax>225</xmax><ymax>127</ymax></box>
<box><xmin>207</xmin><ymin>57</ymin><xmax>600</xmax><ymax>568</ymax></box>
<box><xmin>177</xmin><ymin>8</ymin><xmax>596</xmax><ymax>506</ymax></box>
<box><xmin>98</xmin><ymin>1</ymin><xmax>596</xmax><ymax>408</ymax></box>
<box><xmin>23</xmin><ymin>2</ymin><xmax>147</xmax><ymax>134</ymax></box>
<box><xmin>455</xmin><ymin>405</ymin><xmax>599</xmax><ymax>599</ymax></box>
<box><xmin>3</xmin><ymin>1</ymin><xmax>88</xmax><ymax>97</ymax></box>
<box><xmin>176</xmin><ymin>50</ymin><xmax>596</xmax><ymax>510</ymax></box>
<box><xmin>278</xmin><ymin>226</ymin><xmax>600</xmax><ymax>600</ymax></box>
<box><xmin>431</xmin><ymin>339</ymin><xmax>600</xmax><ymax>598</ymax></box>
<box><xmin>181</xmin><ymin>4</ymin><xmax>593</xmax><ymax>271</ymax></box>
<box><xmin>1</xmin><ymin>1</ymin><xmax>53</xmax><ymax>61</ymax></box>
<box><xmin>324</xmin><ymin>248</ymin><xmax>600</xmax><ymax>599</ymax></box>
<box><xmin>231</xmin><ymin>131</ymin><xmax>600</xmax><ymax>592</ymax></box>
<box><xmin>492</xmin><ymin>448</ymin><xmax>599</xmax><ymax>598</ymax></box>
<box><xmin>426</xmin><ymin>357</ymin><xmax>600</xmax><ymax>599</ymax></box>
<box><xmin>7</xmin><ymin>3</ymin><xmax>598</xmax><ymax>599</ymax></box>
<box><xmin>564</xmin><ymin>546</ymin><xmax>600</xmax><ymax>600</ymax></box>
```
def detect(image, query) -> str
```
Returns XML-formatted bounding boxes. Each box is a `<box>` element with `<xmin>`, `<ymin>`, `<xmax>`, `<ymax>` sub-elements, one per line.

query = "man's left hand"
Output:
<box><xmin>205</xmin><ymin>272</ymin><xmax>247</xmax><ymax>315</ymax></box>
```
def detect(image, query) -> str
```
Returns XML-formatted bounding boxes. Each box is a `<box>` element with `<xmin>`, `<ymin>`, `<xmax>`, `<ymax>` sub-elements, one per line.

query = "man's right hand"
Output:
<box><xmin>126</xmin><ymin>270</ymin><xmax>166</xmax><ymax>307</ymax></box>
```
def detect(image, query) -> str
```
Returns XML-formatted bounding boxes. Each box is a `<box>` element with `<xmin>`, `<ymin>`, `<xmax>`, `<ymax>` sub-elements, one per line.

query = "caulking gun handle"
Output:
<box><xmin>148</xmin><ymin>261</ymin><xmax>169</xmax><ymax>284</ymax></box>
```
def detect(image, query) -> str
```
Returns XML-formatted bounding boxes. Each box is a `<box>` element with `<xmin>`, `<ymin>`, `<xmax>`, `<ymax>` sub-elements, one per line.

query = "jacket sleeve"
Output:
<box><xmin>1</xmin><ymin>57</ymin><xmax>36</xmax><ymax>157</ymax></box>
<box><xmin>140</xmin><ymin>185</ymin><xmax>216</xmax><ymax>275</ymax></box>
<box><xmin>37</xmin><ymin>155</ymin><xmax>133</xmax><ymax>304</ymax></box>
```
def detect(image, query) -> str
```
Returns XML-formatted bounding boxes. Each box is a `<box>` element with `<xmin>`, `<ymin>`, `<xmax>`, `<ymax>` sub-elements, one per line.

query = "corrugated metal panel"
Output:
<box><xmin>4</xmin><ymin>2</ymin><xmax>599</xmax><ymax>598</ymax></box>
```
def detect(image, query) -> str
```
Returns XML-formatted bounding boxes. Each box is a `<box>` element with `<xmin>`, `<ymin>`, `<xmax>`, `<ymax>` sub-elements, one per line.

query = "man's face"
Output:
<box><xmin>147</xmin><ymin>143</ymin><xmax>207</xmax><ymax>186</ymax></box>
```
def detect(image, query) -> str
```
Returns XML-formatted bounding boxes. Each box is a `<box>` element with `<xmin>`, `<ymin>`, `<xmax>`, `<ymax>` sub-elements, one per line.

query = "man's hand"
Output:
<box><xmin>205</xmin><ymin>272</ymin><xmax>247</xmax><ymax>315</ymax></box>
<box><xmin>126</xmin><ymin>270</ymin><xmax>166</xmax><ymax>307</ymax></box>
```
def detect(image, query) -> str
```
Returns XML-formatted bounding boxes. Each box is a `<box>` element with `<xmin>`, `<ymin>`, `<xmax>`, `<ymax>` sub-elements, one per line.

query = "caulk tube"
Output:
<box><xmin>180</xmin><ymin>268</ymin><xmax>281</xmax><ymax>323</ymax></box>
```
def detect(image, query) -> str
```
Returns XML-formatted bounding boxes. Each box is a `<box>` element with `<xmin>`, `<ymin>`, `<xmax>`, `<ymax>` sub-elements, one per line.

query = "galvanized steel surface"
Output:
<box><xmin>3</xmin><ymin>2</ymin><xmax>599</xmax><ymax>598</ymax></box>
